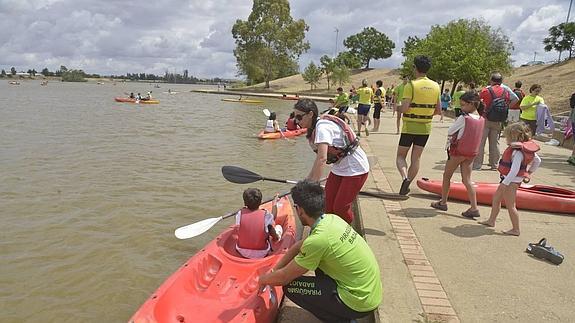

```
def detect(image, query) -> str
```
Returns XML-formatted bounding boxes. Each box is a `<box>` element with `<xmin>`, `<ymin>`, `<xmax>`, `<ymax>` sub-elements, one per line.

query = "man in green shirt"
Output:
<box><xmin>393</xmin><ymin>77</ymin><xmax>408</xmax><ymax>134</ymax></box>
<box><xmin>258</xmin><ymin>180</ymin><xmax>382</xmax><ymax>322</ymax></box>
<box><xmin>452</xmin><ymin>85</ymin><xmax>465</xmax><ymax>117</ymax></box>
<box><xmin>333</xmin><ymin>87</ymin><xmax>351</xmax><ymax>124</ymax></box>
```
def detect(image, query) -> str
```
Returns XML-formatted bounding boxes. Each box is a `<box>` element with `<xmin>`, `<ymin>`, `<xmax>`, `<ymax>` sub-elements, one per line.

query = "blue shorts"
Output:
<box><xmin>357</xmin><ymin>104</ymin><xmax>371</xmax><ymax>116</ymax></box>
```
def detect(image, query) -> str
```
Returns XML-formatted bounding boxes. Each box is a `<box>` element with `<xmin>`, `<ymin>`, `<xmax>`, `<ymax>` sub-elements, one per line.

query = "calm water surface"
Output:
<box><xmin>0</xmin><ymin>81</ymin><xmax>320</xmax><ymax>322</ymax></box>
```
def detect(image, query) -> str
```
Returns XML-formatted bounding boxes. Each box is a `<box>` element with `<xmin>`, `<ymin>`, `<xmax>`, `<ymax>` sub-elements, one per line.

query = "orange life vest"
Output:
<box><xmin>286</xmin><ymin>118</ymin><xmax>298</xmax><ymax>131</ymax></box>
<box><xmin>498</xmin><ymin>140</ymin><xmax>540</xmax><ymax>178</ymax></box>
<box><xmin>309</xmin><ymin>114</ymin><xmax>359</xmax><ymax>164</ymax></box>
<box><xmin>449</xmin><ymin>115</ymin><xmax>485</xmax><ymax>158</ymax></box>
<box><xmin>237</xmin><ymin>208</ymin><xmax>268</xmax><ymax>250</ymax></box>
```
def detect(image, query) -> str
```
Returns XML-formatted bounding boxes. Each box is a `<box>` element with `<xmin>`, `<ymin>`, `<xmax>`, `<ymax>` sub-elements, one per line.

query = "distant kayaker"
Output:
<box><xmin>285</xmin><ymin>112</ymin><xmax>299</xmax><ymax>131</ymax></box>
<box><xmin>129</xmin><ymin>92</ymin><xmax>135</xmax><ymax>99</ymax></box>
<box><xmin>264</xmin><ymin>112</ymin><xmax>281</xmax><ymax>133</ymax></box>
<box><xmin>258</xmin><ymin>180</ymin><xmax>382</xmax><ymax>322</ymax></box>
<box><xmin>431</xmin><ymin>91</ymin><xmax>485</xmax><ymax>218</ymax></box>
<box><xmin>479</xmin><ymin>122</ymin><xmax>541</xmax><ymax>236</ymax></box>
<box><xmin>235</xmin><ymin>188</ymin><xmax>281</xmax><ymax>259</ymax></box>
<box><xmin>293</xmin><ymin>99</ymin><xmax>369</xmax><ymax>224</ymax></box>
<box><xmin>136</xmin><ymin>93</ymin><xmax>142</xmax><ymax>100</ymax></box>
<box><xmin>396</xmin><ymin>55</ymin><xmax>441</xmax><ymax>195</ymax></box>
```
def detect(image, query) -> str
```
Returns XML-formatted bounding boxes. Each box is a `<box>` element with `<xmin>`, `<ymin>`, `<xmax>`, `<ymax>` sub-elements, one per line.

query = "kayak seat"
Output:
<box><xmin>194</xmin><ymin>254</ymin><xmax>223</xmax><ymax>291</ymax></box>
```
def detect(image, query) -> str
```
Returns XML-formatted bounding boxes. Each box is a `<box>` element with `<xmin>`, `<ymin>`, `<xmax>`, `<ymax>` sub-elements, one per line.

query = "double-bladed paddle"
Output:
<box><xmin>221</xmin><ymin>166</ymin><xmax>409</xmax><ymax>201</ymax></box>
<box><xmin>174</xmin><ymin>191</ymin><xmax>291</xmax><ymax>239</ymax></box>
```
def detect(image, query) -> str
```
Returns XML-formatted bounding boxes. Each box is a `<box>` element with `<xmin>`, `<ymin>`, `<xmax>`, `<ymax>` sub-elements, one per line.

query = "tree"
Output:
<box><xmin>343</xmin><ymin>27</ymin><xmax>395</xmax><ymax>69</ymax></box>
<box><xmin>302</xmin><ymin>61</ymin><xmax>322</xmax><ymax>90</ymax></box>
<box><xmin>232</xmin><ymin>0</ymin><xmax>310</xmax><ymax>88</ymax></box>
<box><xmin>401</xmin><ymin>36</ymin><xmax>421</xmax><ymax>57</ymax></box>
<box><xmin>61</xmin><ymin>69</ymin><xmax>87</xmax><ymax>82</ymax></box>
<box><xmin>331</xmin><ymin>65</ymin><xmax>351</xmax><ymax>86</ymax></box>
<box><xmin>400</xmin><ymin>19</ymin><xmax>513</xmax><ymax>92</ymax></box>
<box><xmin>334</xmin><ymin>51</ymin><xmax>362</xmax><ymax>69</ymax></box>
<box><xmin>10</xmin><ymin>67</ymin><xmax>16</xmax><ymax>75</ymax></box>
<box><xmin>543</xmin><ymin>22</ymin><xmax>575</xmax><ymax>60</ymax></box>
<box><xmin>319</xmin><ymin>55</ymin><xmax>336</xmax><ymax>90</ymax></box>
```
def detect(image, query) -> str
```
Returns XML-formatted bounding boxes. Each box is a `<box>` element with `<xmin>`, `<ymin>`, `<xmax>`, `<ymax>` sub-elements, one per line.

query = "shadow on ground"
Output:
<box><xmin>441</xmin><ymin>224</ymin><xmax>506</xmax><ymax>238</ymax></box>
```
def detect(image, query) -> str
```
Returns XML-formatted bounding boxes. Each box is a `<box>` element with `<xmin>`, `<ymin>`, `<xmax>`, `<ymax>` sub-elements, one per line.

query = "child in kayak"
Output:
<box><xmin>285</xmin><ymin>112</ymin><xmax>300</xmax><ymax>131</ymax></box>
<box><xmin>479</xmin><ymin>122</ymin><xmax>541</xmax><ymax>236</ymax></box>
<box><xmin>431</xmin><ymin>91</ymin><xmax>485</xmax><ymax>218</ymax></box>
<box><xmin>235</xmin><ymin>188</ymin><xmax>282</xmax><ymax>258</ymax></box>
<box><xmin>264</xmin><ymin>112</ymin><xmax>281</xmax><ymax>133</ymax></box>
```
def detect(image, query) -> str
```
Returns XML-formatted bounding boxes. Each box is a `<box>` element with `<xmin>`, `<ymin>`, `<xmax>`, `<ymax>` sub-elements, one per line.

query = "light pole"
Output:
<box><xmin>334</xmin><ymin>28</ymin><xmax>339</xmax><ymax>58</ymax></box>
<box><xmin>533</xmin><ymin>51</ymin><xmax>537</xmax><ymax>62</ymax></box>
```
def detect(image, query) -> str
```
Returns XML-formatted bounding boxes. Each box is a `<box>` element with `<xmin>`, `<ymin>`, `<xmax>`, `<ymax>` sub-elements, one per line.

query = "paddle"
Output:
<box><xmin>222</xmin><ymin>166</ymin><xmax>409</xmax><ymax>201</ymax></box>
<box><xmin>175</xmin><ymin>191</ymin><xmax>292</xmax><ymax>239</ymax></box>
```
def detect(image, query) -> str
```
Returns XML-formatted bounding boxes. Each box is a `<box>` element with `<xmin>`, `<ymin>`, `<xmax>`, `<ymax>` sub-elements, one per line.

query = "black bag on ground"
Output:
<box><xmin>486</xmin><ymin>86</ymin><xmax>509</xmax><ymax>122</ymax></box>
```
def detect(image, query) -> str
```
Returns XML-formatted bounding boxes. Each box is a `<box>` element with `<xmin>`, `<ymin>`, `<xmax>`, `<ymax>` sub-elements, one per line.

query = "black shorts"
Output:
<box><xmin>373</xmin><ymin>103</ymin><xmax>383</xmax><ymax>119</ymax></box>
<box><xmin>399</xmin><ymin>133</ymin><xmax>430</xmax><ymax>147</ymax></box>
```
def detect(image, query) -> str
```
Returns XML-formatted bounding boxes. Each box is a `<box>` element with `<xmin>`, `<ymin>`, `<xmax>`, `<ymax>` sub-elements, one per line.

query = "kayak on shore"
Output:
<box><xmin>114</xmin><ymin>97</ymin><xmax>160</xmax><ymax>104</ymax></box>
<box><xmin>416</xmin><ymin>178</ymin><xmax>575</xmax><ymax>214</ymax></box>
<box><xmin>222</xmin><ymin>98</ymin><xmax>264</xmax><ymax>104</ymax></box>
<box><xmin>257</xmin><ymin>128</ymin><xmax>307</xmax><ymax>139</ymax></box>
<box><xmin>129</xmin><ymin>195</ymin><xmax>297</xmax><ymax>323</ymax></box>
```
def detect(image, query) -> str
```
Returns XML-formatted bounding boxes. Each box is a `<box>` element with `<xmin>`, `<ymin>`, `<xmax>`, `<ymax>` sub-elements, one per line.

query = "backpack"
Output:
<box><xmin>486</xmin><ymin>86</ymin><xmax>509</xmax><ymax>122</ymax></box>
<box><xmin>512</xmin><ymin>88</ymin><xmax>525</xmax><ymax>109</ymax></box>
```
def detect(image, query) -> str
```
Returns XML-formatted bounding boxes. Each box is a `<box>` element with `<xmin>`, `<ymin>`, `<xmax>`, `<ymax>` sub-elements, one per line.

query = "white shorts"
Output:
<box><xmin>507</xmin><ymin>109</ymin><xmax>520</xmax><ymax>123</ymax></box>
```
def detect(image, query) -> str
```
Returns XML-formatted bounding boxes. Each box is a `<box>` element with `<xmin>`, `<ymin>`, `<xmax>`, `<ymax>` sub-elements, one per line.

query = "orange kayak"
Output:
<box><xmin>129</xmin><ymin>196</ymin><xmax>296</xmax><ymax>323</ymax></box>
<box><xmin>114</xmin><ymin>97</ymin><xmax>160</xmax><ymax>104</ymax></box>
<box><xmin>416</xmin><ymin>178</ymin><xmax>575</xmax><ymax>214</ymax></box>
<box><xmin>280</xmin><ymin>96</ymin><xmax>299</xmax><ymax>100</ymax></box>
<box><xmin>257</xmin><ymin>128</ymin><xmax>307</xmax><ymax>139</ymax></box>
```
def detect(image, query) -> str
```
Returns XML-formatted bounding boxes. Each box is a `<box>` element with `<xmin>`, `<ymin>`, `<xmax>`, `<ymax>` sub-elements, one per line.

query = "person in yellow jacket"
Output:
<box><xmin>356</xmin><ymin>79</ymin><xmax>373</xmax><ymax>136</ymax></box>
<box><xmin>396</xmin><ymin>55</ymin><xmax>441</xmax><ymax>195</ymax></box>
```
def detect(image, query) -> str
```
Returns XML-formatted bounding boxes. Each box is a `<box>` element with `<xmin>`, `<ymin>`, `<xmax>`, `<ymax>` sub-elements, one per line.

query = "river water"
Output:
<box><xmin>0</xmin><ymin>81</ymin><xmax>318</xmax><ymax>322</ymax></box>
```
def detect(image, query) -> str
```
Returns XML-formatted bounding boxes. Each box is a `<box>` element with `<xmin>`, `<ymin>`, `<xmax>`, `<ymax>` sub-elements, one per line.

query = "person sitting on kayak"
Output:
<box><xmin>285</xmin><ymin>112</ymin><xmax>300</xmax><ymax>131</ymax></box>
<box><xmin>479</xmin><ymin>122</ymin><xmax>541</xmax><ymax>236</ymax></box>
<box><xmin>142</xmin><ymin>91</ymin><xmax>152</xmax><ymax>101</ymax></box>
<box><xmin>264</xmin><ymin>112</ymin><xmax>281</xmax><ymax>133</ymax></box>
<box><xmin>129</xmin><ymin>92</ymin><xmax>135</xmax><ymax>99</ymax></box>
<box><xmin>136</xmin><ymin>93</ymin><xmax>142</xmax><ymax>101</ymax></box>
<box><xmin>431</xmin><ymin>91</ymin><xmax>485</xmax><ymax>218</ymax></box>
<box><xmin>235</xmin><ymin>188</ymin><xmax>281</xmax><ymax>259</ymax></box>
<box><xmin>258</xmin><ymin>180</ymin><xmax>382</xmax><ymax>322</ymax></box>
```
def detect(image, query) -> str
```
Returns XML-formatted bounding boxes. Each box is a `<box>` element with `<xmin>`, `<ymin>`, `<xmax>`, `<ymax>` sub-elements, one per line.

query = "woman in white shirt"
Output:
<box><xmin>292</xmin><ymin>99</ymin><xmax>369</xmax><ymax>224</ymax></box>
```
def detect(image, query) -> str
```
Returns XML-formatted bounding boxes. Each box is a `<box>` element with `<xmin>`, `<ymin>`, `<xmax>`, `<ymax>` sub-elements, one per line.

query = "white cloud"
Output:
<box><xmin>0</xmin><ymin>0</ymin><xmax>571</xmax><ymax>78</ymax></box>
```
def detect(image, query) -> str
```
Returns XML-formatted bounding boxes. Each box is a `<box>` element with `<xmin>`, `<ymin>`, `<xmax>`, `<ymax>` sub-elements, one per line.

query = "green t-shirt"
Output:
<box><xmin>520</xmin><ymin>95</ymin><xmax>544</xmax><ymax>121</ymax></box>
<box><xmin>394</xmin><ymin>83</ymin><xmax>405</xmax><ymax>102</ymax></box>
<box><xmin>334</xmin><ymin>92</ymin><xmax>349</xmax><ymax>108</ymax></box>
<box><xmin>294</xmin><ymin>214</ymin><xmax>382</xmax><ymax>312</ymax></box>
<box><xmin>451</xmin><ymin>90</ymin><xmax>465</xmax><ymax>108</ymax></box>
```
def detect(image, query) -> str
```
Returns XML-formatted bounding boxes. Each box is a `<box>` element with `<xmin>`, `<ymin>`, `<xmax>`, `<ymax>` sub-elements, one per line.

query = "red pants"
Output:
<box><xmin>324</xmin><ymin>172</ymin><xmax>368</xmax><ymax>223</ymax></box>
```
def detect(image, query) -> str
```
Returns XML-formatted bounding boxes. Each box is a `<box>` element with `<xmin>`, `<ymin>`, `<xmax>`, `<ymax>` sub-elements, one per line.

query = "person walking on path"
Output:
<box><xmin>396</xmin><ymin>55</ymin><xmax>441</xmax><ymax>195</ymax></box>
<box><xmin>479</xmin><ymin>122</ymin><xmax>541</xmax><ymax>236</ymax></box>
<box><xmin>258</xmin><ymin>180</ymin><xmax>382</xmax><ymax>323</ymax></box>
<box><xmin>568</xmin><ymin>92</ymin><xmax>575</xmax><ymax>165</ymax></box>
<box><xmin>451</xmin><ymin>85</ymin><xmax>465</xmax><ymax>117</ymax></box>
<box><xmin>372</xmin><ymin>80</ymin><xmax>385</xmax><ymax>132</ymax></box>
<box><xmin>440</xmin><ymin>88</ymin><xmax>451</xmax><ymax>122</ymax></box>
<box><xmin>393</xmin><ymin>77</ymin><xmax>408</xmax><ymax>134</ymax></box>
<box><xmin>333</xmin><ymin>87</ymin><xmax>351</xmax><ymax>124</ymax></box>
<box><xmin>292</xmin><ymin>99</ymin><xmax>369</xmax><ymax>223</ymax></box>
<box><xmin>472</xmin><ymin>73</ymin><xmax>519</xmax><ymax>171</ymax></box>
<box><xmin>509</xmin><ymin>81</ymin><xmax>525</xmax><ymax>123</ymax></box>
<box><xmin>356</xmin><ymin>79</ymin><xmax>374</xmax><ymax>137</ymax></box>
<box><xmin>430</xmin><ymin>91</ymin><xmax>485</xmax><ymax>218</ymax></box>
<box><xmin>520</xmin><ymin>84</ymin><xmax>544</xmax><ymax>137</ymax></box>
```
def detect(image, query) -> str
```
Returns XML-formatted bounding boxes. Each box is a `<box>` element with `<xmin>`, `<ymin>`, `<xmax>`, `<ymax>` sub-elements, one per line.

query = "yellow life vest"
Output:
<box><xmin>373</xmin><ymin>87</ymin><xmax>384</xmax><ymax>104</ymax></box>
<box><xmin>403</xmin><ymin>77</ymin><xmax>440</xmax><ymax>123</ymax></box>
<box><xmin>356</xmin><ymin>86</ymin><xmax>373</xmax><ymax>105</ymax></box>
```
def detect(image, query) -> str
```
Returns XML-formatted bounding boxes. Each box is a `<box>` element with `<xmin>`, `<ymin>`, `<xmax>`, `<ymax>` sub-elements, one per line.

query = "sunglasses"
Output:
<box><xmin>294</xmin><ymin>112</ymin><xmax>307</xmax><ymax>122</ymax></box>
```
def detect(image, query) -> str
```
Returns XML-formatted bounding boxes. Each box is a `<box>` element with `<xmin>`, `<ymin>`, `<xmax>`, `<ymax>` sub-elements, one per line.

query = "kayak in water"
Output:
<box><xmin>114</xmin><ymin>97</ymin><xmax>160</xmax><ymax>104</ymax></box>
<box><xmin>257</xmin><ymin>128</ymin><xmax>307</xmax><ymax>139</ymax></box>
<box><xmin>222</xmin><ymin>98</ymin><xmax>264</xmax><ymax>104</ymax></box>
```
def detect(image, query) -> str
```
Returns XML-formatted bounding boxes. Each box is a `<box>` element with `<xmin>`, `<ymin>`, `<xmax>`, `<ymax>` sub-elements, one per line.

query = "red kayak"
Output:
<box><xmin>416</xmin><ymin>178</ymin><xmax>575</xmax><ymax>214</ymax></box>
<box><xmin>129</xmin><ymin>196</ymin><xmax>297</xmax><ymax>323</ymax></box>
<box><xmin>280</xmin><ymin>96</ymin><xmax>299</xmax><ymax>100</ymax></box>
<box><xmin>257</xmin><ymin>128</ymin><xmax>307</xmax><ymax>139</ymax></box>
<box><xmin>114</xmin><ymin>97</ymin><xmax>160</xmax><ymax>104</ymax></box>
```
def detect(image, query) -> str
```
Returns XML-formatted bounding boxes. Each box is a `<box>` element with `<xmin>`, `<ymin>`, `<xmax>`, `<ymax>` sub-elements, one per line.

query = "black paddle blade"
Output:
<box><xmin>358</xmin><ymin>190</ymin><xmax>409</xmax><ymax>201</ymax></box>
<box><xmin>221</xmin><ymin>166</ymin><xmax>263</xmax><ymax>184</ymax></box>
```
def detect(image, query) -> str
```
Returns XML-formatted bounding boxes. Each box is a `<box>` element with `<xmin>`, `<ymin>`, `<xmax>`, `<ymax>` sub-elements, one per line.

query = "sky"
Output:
<box><xmin>0</xmin><ymin>0</ymin><xmax>572</xmax><ymax>79</ymax></box>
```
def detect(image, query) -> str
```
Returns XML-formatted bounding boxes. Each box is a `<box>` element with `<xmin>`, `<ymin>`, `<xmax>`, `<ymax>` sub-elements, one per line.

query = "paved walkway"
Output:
<box><xmin>278</xmin><ymin>109</ymin><xmax>574</xmax><ymax>323</ymax></box>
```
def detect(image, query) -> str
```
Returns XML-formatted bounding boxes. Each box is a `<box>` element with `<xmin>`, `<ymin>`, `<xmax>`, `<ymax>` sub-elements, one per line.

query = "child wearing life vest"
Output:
<box><xmin>285</xmin><ymin>112</ymin><xmax>299</xmax><ymax>131</ymax></box>
<box><xmin>235</xmin><ymin>188</ymin><xmax>281</xmax><ymax>259</ymax></box>
<box><xmin>431</xmin><ymin>91</ymin><xmax>485</xmax><ymax>218</ymax></box>
<box><xmin>479</xmin><ymin>122</ymin><xmax>541</xmax><ymax>236</ymax></box>
<box><xmin>264</xmin><ymin>112</ymin><xmax>281</xmax><ymax>133</ymax></box>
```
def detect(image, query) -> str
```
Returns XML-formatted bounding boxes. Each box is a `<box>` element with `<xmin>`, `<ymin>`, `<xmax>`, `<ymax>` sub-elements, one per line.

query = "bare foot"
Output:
<box><xmin>502</xmin><ymin>229</ymin><xmax>520</xmax><ymax>236</ymax></box>
<box><xmin>479</xmin><ymin>220</ymin><xmax>495</xmax><ymax>227</ymax></box>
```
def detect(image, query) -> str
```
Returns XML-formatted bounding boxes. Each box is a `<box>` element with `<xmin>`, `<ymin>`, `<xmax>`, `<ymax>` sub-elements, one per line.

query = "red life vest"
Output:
<box><xmin>286</xmin><ymin>118</ymin><xmax>298</xmax><ymax>131</ymax></box>
<box><xmin>237</xmin><ymin>208</ymin><xmax>269</xmax><ymax>250</ymax></box>
<box><xmin>449</xmin><ymin>114</ymin><xmax>485</xmax><ymax>158</ymax></box>
<box><xmin>308</xmin><ymin>114</ymin><xmax>359</xmax><ymax>164</ymax></box>
<box><xmin>498</xmin><ymin>140</ymin><xmax>540</xmax><ymax>178</ymax></box>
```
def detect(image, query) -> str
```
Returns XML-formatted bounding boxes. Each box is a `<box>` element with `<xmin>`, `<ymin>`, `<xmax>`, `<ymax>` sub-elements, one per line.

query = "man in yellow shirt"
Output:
<box><xmin>356</xmin><ymin>79</ymin><xmax>374</xmax><ymax>136</ymax></box>
<box><xmin>397</xmin><ymin>55</ymin><xmax>441</xmax><ymax>195</ymax></box>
